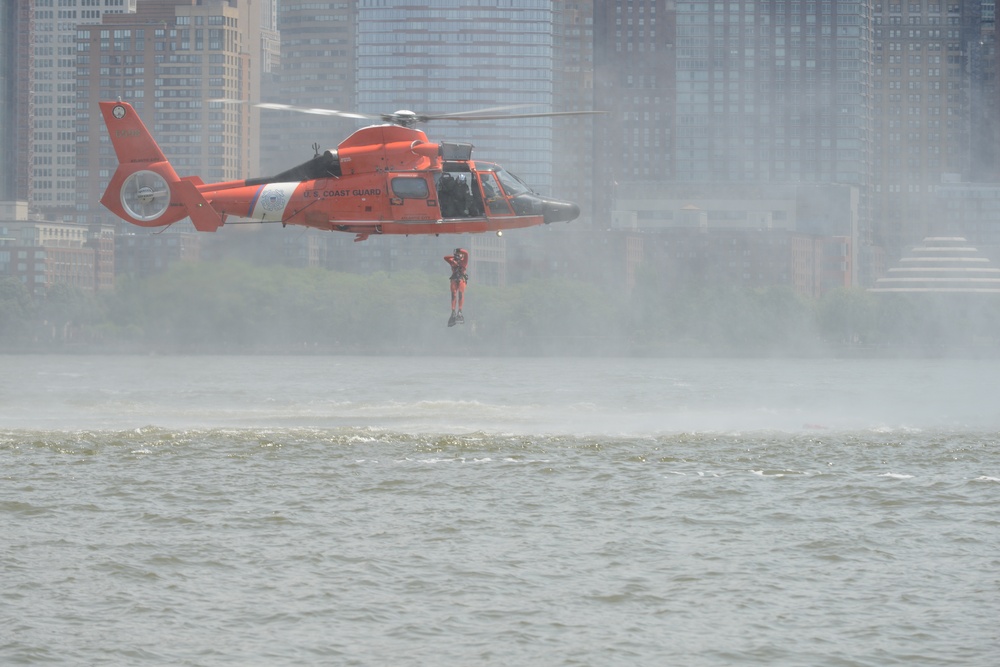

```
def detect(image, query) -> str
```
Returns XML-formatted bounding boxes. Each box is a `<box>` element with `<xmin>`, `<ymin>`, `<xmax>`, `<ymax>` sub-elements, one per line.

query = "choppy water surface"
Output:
<box><xmin>2</xmin><ymin>355</ymin><xmax>998</xmax><ymax>666</ymax></box>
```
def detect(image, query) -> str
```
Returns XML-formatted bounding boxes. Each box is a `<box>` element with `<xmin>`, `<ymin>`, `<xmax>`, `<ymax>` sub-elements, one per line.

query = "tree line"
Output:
<box><xmin>2</xmin><ymin>260</ymin><xmax>1000</xmax><ymax>355</ymax></box>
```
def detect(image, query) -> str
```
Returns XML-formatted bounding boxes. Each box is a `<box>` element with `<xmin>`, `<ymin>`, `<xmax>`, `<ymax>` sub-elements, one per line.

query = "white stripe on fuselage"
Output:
<box><xmin>251</xmin><ymin>183</ymin><xmax>298</xmax><ymax>221</ymax></box>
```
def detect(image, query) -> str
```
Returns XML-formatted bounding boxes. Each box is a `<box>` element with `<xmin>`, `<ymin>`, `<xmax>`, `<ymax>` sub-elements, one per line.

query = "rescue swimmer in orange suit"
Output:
<box><xmin>444</xmin><ymin>247</ymin><xmax>469</xmax><ymax>327</ymax></box>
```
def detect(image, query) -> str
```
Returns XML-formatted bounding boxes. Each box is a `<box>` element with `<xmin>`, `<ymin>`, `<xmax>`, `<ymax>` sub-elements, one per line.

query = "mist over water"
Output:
<box><xmin>3</xmin><ymin>355</ymin><xmax>1000</xmax><ymax>434</ymax></box>
<box><xmin>2</xmin><ymin>355</ymin><xmax>999</xmax><ymax>666</ymax></box>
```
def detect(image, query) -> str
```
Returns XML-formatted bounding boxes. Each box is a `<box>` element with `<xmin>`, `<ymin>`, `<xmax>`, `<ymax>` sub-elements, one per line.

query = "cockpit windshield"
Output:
<box><xmin>495</xmin><ymin>167</ymin><xmax>533</xmax><ymax>197</ymax></box>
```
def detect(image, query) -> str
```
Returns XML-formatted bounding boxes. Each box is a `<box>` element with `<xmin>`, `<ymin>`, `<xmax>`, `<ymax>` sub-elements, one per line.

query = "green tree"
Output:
<box><xmin>817</xmin><ymin>287</ymin><xmax>877</xmax><ymax>346</ymax></box>
<box><xmin>0</xmin><ymin>277</ymin><xmax>33</xmax><ymax>344</ymax></box>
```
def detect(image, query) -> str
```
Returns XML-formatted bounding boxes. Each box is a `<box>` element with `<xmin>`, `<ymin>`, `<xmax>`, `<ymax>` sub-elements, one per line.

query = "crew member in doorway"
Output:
<box><xmin>444</xmin><ymin>247</ymin><xmax>469</xmax><ymax>327</ymax></box>
<box><xmin>438</xmin><ymin>172</ymin><xmax>470</xmax><ymax>218</ymax></box>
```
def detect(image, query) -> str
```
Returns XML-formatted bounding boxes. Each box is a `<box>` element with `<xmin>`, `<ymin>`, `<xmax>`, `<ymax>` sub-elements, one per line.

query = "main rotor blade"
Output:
<box><xmin>255</xmin><ymin>103</ymin><xmax>374</xmax><ymax>121</ymax></box>
<box><xmin>431</xmin><ymin>104</ymin><xmax>537</xmax><ymax>118</ymax></box>
<box><xmin>423</xmin><ymin>110</ymin><xmax>607</xmax><ymax>122</ymax></box>
<box><xmin>256</xmin><ymin>102</ymin><xmax>605</xmax><ymax>124</ymax></box>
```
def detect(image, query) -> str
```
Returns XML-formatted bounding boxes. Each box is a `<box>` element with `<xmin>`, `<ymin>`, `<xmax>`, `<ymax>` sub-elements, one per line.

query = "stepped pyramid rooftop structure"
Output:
<box><xmin>870</xmin><ymin>238</ymin><xmax>1000</xmax><ymax>293</ymax></box>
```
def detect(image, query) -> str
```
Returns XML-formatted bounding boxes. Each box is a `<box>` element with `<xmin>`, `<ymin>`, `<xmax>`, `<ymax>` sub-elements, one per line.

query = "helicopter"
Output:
<box><xmin>99</xmin><ymin>100</ymin><xmax>600</xmax><ymax>242</ymax></box>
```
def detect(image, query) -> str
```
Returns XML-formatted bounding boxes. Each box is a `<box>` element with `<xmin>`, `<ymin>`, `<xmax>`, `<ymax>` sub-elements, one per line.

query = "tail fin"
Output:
<box><xmin>99</xmin><ymin>101</ymin><xmax>223</xmax><ymax>232</ymax></box>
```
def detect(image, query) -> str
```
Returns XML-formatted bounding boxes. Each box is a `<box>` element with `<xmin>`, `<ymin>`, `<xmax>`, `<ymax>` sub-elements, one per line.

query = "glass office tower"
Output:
<box><xmin>355</xmin><ymin>1</ymin><xmax>557</xmax><ymax>193</ymax></box>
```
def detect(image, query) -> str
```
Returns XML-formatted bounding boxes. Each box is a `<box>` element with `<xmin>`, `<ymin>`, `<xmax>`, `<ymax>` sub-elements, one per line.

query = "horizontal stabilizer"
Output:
<box><xmin>173</xmin><ymin>180</ymin><xmax>224</xmax><ymax>232</ymax></box>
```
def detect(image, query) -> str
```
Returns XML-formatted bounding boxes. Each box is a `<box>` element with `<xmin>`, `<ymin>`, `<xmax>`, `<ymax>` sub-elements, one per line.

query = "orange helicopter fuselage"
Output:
<box><xmin>99</xmin><ymin>100</ymin><xmax>580</xmax><ymax>240</ymax></box>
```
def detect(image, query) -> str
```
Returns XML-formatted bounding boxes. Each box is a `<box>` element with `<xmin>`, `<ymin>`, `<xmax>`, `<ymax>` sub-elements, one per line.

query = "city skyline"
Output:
<box><xmin>2</xmin><ymin>0</ymin><xmax>999</xmax><ymax>295</ymax></box>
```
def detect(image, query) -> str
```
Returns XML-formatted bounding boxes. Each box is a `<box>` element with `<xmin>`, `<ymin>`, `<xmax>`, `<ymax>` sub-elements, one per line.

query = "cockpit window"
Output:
<box><xmin>495</xmin><ymin>168</ymin><xmax>532</xmax><ymax>197</ymax></box>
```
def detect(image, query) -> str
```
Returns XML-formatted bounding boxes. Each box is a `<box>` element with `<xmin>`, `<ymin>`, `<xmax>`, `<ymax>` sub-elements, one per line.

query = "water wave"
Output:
<box><xmin>3</xmin><ymin>357</ymin><xmax>1000</xmax><ymax>665</ymax></box>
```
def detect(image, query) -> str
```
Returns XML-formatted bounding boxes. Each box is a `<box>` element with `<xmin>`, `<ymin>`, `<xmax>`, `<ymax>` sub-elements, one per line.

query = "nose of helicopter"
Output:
<box><xmin>542</xmin><ymin>198</ymin><xmax>581</xmax><ymax>224</ymax></box>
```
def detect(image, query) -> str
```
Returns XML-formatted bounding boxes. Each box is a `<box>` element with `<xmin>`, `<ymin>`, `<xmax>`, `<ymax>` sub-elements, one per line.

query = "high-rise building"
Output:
<box><xmin>593</xmin><ymin>1</ymin><xmax>874</xmax><ymax>289</ymax></box>
<box><xmin>29</xmin><ymin>0</ymin><xmax>136</xmax><ymax>220</ymax></box>
<box><xmin>969</xmin><ymin>1</ymin><xmax>998</xmax><ymax>180</ymax></box>
<box><xmin>593</xmin><ymin>0</ymin><xmax>676</xmax><ymax>223</ymax></box>
<box><xmin>0</xmin><ymin>0</ymin><xmax>26</xmax><ymax>202</ymax></box>
<box><xmin>76</xmin><ymin>0</ymin><xmax>276</xmax><ymax>232</ymax></box>
<box><xmin>355</xmin><ymin>1</ymin><xmax>559</xmax><ymax>194</ymax></box>
<box><xmin>870</xmin><ymin>0</ymin><xmax>990</xmax><ymax>256</ymax></box>
<box><xmin>593</xmin><ymin>1</ymin><xmax>1000</xmax><ymax>279</ymax></box>
<box><xmin>596</xmin><ymin>1</ymin><xmax>874</xmax><ymax>215</ymax></box>
<box><xmin>259</xmin><ymin>0</ymin><xmax>356</xmax><ymax>173</ymax></box>
<box><xmin>552</xmin><ymin>1</ymin><xmax>598</xmax><ymax>223</ymax></box>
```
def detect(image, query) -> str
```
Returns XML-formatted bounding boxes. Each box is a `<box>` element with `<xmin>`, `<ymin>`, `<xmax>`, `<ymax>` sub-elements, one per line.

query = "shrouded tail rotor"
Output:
<box><xmin>120</xmin><ymin>170</ymin><xmax>170</xmax><ymax>222</ymax></box>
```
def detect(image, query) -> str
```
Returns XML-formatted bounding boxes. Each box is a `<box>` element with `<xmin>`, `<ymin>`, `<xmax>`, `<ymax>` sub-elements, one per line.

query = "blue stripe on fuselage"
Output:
<box><xmin>248</xmin><ymin>184</ymin><xmax>265</xmax><ymax>215</ymax></box>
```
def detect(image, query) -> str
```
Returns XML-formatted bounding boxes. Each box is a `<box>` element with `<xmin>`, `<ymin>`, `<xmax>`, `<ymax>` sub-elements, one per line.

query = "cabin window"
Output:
<box><xmin>391</xmin><ymin>177</ymin><xmax>429</xmax><ymax>199</ymax></box>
